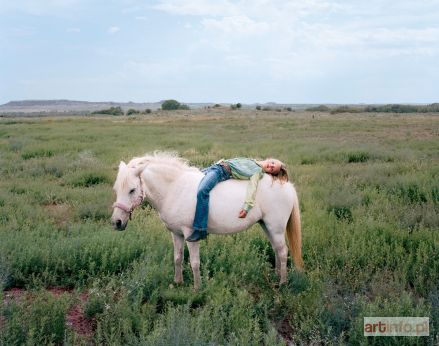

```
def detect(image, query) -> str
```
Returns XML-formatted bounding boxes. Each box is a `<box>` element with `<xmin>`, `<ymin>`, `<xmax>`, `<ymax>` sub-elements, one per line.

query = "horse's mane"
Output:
<box><xmin>127</xmin><ymin>151</ymin><xmax>198</xmax><ymax>172</ymax></box>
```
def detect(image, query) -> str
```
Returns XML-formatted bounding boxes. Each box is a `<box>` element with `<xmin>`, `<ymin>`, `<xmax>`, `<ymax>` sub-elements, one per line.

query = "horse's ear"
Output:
<box><xmin>133</xmin><ymin>163</ymin><xmax>146</xmax><ymax>177</ymax></box>
<box><xmin>119</xmin><ymin>161</ymin><xmax>127</xmax><ymax>169</ymax></box>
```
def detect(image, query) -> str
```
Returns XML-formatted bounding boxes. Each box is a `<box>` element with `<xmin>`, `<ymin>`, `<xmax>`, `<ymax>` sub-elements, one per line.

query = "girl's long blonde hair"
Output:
<box><xmin>270</xmin><ymin>160</ymin><xmax>289</xmax><ymax>184</ymax></box>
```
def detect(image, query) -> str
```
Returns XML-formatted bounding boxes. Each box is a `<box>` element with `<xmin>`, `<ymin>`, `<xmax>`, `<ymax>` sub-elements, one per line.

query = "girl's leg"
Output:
<box><xmin>187</xmin><ymin>165</ymin><xmax>227</xmax><ymax>241</ymax></box>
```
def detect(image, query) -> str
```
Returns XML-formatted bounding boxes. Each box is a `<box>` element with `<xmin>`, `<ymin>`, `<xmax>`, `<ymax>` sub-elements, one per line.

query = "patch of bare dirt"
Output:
<box><xmin>276</xmin><ymin>315</ymin><xmax>295</xmax><ymax>345</ymax></box>
<box><xmin>66</xmin><ymin>291</ymin><xmax>96</xmax><ymax>338</ymax></box>
<box><xmin>43</xmin><ymin>203</ymin><xmax>72</xmax><ymax>227</ymax></box>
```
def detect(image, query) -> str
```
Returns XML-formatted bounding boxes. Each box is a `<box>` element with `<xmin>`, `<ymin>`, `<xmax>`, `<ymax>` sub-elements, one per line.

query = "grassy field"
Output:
<box><xmin>0</xmin><ymin>109</ymin><xmax>438</xmax><ymax>345</ymax></box>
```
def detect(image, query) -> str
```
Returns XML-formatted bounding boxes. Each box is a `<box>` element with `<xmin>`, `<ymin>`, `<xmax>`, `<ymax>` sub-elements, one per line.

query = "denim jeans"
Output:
<box><xmin>193</xmin><ymin>164</ymin><xmax>231</xmax><ymax>232</ymax></box>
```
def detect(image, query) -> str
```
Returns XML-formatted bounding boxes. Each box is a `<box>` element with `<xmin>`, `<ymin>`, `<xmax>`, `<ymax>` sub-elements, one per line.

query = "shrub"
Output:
<box><xmin>432</xmin><ymin>186</ymin><xmax>439</xmax><ymax>204</ymax></box>
<box><xmin>162</xmin><ymin>100</ymin><xmax>180</xmax><ymax>110</ymax></box>
<box><xmin>347</xmin><ymin>151</ymin><xmax>369</xmax><ymax>163</ymax></box>
<box><xmin>0</xmin><ymin>256</ymin><xmax>11</xmax><ymax>289</ymax></box>
<box><xmin>91</xmin><ymin>106</ymin><xmax>124</xmax><ymax>116</ymax></box>
<box><xmin>393</xmin><ymin>183</ymin><xmax>427</xmax><ymax>204</ymax></box>
<box><xmin>77</xmin><ymin>202</ymin><xmax>109</xmax><ymax>221</ymax></box>
<box><xmin>161</xmin><ymin>100</ymin><xmax>190</xmax><ymax>110</ymax></box>
<box><xmin>127</xmin><ymin>108</ymin><xmax>140</xmax><ymax>116</ymax></box>
<box><xmin>301</xmin><ymin>157</ymin><xmax>316</xmax><ymax>165</ymax></box>
<box><xmin>330</xmin><ymin>106</ymin><xmax>360</xmax><ymax>114</ymax></box>
<box><xmin>85</xmin><ymin>290</ymin><xmax>106</xmax><ymax>319</ymax></box>
<box><xmin>144</xmin><ymin>109</ymin><xmax>152</xmax><ymax>114</ymax></box>
<box><xmin>256</xmin><ymin>105</ymin><xmax>261</xmax><ymax>110</ymax></box>
<box><xmin>306</xmin><ymin>105</ymin><xmax>330</xmax><ymax>112</ymax></box>
<box><xmin>178</xmin><ymin>104</ymin><xmax>190</xmax><ymax>110</ymax></box>
<box><xmin>327</xmin><ymin>189</ymin><xmax>360</xmax><ymax>223</ymax></box>
<box><xmin>330</xmin><ymin>206</ymin><xmax>353</xmax><ymax>222</ymax></box>
<box><xmin>68</xmin><ymin>172</ymin><xmax>110</xmax><ymax>187</ymax></box>
<box><xmin>21</xmin><ymin>148</ymin><xmax>54</xmax><ymax>160</ymax></box>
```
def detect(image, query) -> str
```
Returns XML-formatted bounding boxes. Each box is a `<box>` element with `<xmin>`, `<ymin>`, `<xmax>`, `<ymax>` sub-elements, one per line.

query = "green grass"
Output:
<box><xmin>0</xmin><ymin>110</ymin><xmax>438</xmax><ymax>345</ymax></box>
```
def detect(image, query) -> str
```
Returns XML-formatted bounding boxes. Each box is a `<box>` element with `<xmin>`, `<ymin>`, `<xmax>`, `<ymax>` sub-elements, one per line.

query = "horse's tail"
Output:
<box><xmin>286</xmin><ymin>188</ymin><xmax>304</xmax><ymax>271</ymax></box>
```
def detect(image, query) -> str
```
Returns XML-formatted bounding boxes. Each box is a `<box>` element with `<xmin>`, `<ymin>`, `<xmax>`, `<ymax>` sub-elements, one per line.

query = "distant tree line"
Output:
<box><xmin>91</xmin><ymin>106</ymin><xmax>152</xmax><ymax>116</ymax></box>
<box><xmin>363</xmin><ymin>103</ymin><xmax>439</xmax><ymax>113</ymax></box>
<box><xmin>306</xmin><ymin>103</ymin><xmax>439</xmax><ymax>114</ymax></box>
<box><xmin>256</xmin><ymin>105</ymin><xmax>293</xmax><ymax>112</ymax></box>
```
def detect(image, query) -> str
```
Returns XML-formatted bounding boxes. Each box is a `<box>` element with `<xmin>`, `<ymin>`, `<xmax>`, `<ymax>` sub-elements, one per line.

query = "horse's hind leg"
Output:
<box><xmin>172</xmin><ymin>233</ymin><xmax>184</xmax><ymax>284</ymax></box>
<box><xmin>260</xmin><ymin>221</ymin><xmax>288</xmax><ymax>284</ymax></box>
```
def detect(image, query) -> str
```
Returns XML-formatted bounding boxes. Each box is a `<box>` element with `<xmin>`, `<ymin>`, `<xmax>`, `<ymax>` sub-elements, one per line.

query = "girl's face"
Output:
<box><xmin>261</xmin><ymin>159</ymin><xmax>282</xmax><ymax>174</ymax></box>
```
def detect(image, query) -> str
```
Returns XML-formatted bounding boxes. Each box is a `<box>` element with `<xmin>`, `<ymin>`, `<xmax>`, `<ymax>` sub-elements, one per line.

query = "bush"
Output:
<box><xmin>144</xmin><ymin>109</ymin><xmax>152</xmax><ymax>114</ymax></box>
<box><xmin>127</xmin><ymin>109</ymin><xmax>140</xmax><ymax>116</ymax></box>
<box><xmin>161</xmin><ymin>100</ymin><xmax>190</xmax><ymax>111</ymax></box>
<box><xmin>178</xmin><ymin>104</ymin><xmax>190</xmax><ymax>110</ymax></box>
<box><xmin>306</xmin><ymin>105</ymin><xmax>330</xmax><ymax>112</ymax></box>
<box><xmin>256</xmin><ymin>105</ymin><xmax>261</xmax><ymax>110</ymax></box>
<box><xmin>392</xmin><ymin>183</ymin><xmax>427</xmax><ymax>204</ymax></box>
<box><xmin>327</xmin><ymin>189</ymin><xmax>360</xmax><ymax>223</ymax></box>
<box><xmin>0</xmin><ymin>257</ymin><xmax>11</xmax><ymax>289</ymax></box>
<box><xmin>346</xmin><ymin>151</ymin><xmax>370</xmax><ymax>163</ymax></box>
<box><xmin>330</xmin><ymin>106</ymin><xmax>360</xmax><ymax>114</ymax></box>
<box><xmin>21</xmin><ymin>148</ymin><xmax>54</xmax><ymax>160</ymax></box>
<box><xmin>92</xmin><ymin>107</ymin><xmax>124</xmax><ymax>116</ymax></box>
<box><xmin>67</xmin><ymin>171</ymin><xmax>111</xmax><ymax>187</ymax></box>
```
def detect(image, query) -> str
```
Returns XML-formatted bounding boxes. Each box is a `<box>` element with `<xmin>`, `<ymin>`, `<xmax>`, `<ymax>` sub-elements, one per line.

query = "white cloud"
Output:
<box><xmin>108</xmin><ymin>26</ymin><xmax>120</xmax><ymax>34</ymax></box>
<box><xmin>202</xmin><ymin>15</ymin><xmax>270</xmax><ymax>35</ymax></box>
<box><xmin>154</xmin><ymin>0</ymin><xmax>439</xmax><ymax>48</ymax></box>
<box><xmin>123</xmin><ymin>59</ymin><xmax>189</xmax><ymax>83</ymax></box>
<box><xmin>153</xmin><ymin>0</ymin><xmax>237</xmax><ymax>16</ymax></box>
<box><xmin>0</xmin><ymin>0</ymin><xmax>83</xmax><ymax>16</ymax></box>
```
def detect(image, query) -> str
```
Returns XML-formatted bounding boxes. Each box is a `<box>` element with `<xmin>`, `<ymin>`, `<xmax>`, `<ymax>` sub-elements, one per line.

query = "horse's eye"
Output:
<box><xmin>129</xmin><ymin>188</ymin><xmax>136</xmax><ymax>194</ymax></box>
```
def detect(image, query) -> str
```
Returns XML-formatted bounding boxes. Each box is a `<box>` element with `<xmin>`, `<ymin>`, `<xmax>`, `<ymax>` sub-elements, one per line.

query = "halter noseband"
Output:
<box><xmin>112</xmin><ymin>177</ymin><xmax>145</xmax><ymax>220</ymax></box>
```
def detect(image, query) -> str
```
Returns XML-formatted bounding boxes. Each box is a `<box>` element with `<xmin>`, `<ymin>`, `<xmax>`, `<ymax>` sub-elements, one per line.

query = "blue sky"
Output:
<box><xmin>1</xmin><ymin>0</ymin><xmax>438</xmax><ymax>104</ymax></box>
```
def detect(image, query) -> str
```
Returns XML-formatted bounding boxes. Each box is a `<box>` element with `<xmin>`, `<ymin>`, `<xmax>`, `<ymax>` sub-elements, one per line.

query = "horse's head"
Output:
<box><xmin>111</xmin><ymin>160</ymin><xmax>145</xmax><ymax>231</ymax></box>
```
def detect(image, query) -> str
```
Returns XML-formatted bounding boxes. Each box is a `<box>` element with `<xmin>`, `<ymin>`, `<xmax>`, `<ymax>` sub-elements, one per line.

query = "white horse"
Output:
<box><xmin>111</xmin><ymin>152</ymin><xmax>303</xmax><ymax>289</ymax></box>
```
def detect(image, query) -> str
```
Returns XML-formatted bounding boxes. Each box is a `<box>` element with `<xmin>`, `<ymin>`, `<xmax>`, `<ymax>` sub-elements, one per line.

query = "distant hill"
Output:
<box><xmin>0</xmin><ymin>99</ymin><xmax>312</xmax><ymax>115</ymax></box>
<box><xmin>0</xmin><ymin>100</ymin><xmax>164</xmax><ymax>115</ymax></box>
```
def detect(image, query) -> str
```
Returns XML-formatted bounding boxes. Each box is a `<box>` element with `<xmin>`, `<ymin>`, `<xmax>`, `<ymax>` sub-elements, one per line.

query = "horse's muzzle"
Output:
<box><xmin>112</xmin><ymin>219</ymin><xmax>127</xmax><ymax>231</ymax></box>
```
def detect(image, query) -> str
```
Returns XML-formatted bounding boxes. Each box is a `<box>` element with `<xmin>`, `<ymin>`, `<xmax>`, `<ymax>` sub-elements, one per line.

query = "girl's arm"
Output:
<box><xmin>241</xmin><ymin>170</ymin><xmax>264</xmax><ymax>214</ymax></box>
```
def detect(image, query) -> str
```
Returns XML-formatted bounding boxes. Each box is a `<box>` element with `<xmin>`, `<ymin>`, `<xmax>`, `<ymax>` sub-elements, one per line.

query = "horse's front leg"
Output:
<box><xmin>182</xmin><ymin>227</ymin><xmax>201</xmax><ymax>289</ymax></box>
<box><xmin>172</xmin><ymin>233</ymin><xmax>184</xmax><ymax>284</ymax></box>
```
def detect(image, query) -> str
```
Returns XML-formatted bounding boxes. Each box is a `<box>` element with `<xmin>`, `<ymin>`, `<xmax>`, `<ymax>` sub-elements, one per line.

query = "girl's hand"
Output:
<box><xmin>239</xmin><ymin>209</ymin><xmax>247</xmax><ymax>218</ymax></box>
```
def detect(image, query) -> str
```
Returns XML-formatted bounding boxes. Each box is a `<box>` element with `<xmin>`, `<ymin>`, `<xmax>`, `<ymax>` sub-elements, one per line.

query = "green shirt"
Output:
<box><xmin>217</xmin><ymin>158</ymin><xmax>264</xmax><ymax>212</ymax></box>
